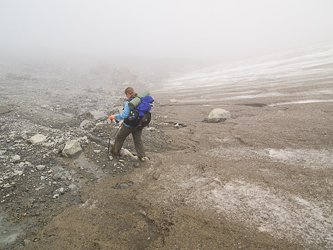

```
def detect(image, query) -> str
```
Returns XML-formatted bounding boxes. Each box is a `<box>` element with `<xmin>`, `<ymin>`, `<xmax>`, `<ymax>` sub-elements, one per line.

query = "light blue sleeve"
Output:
<box><xmin>115</xmin><ymin>101</ymin><xmax>131</xmax><ymax>120</ymax></box>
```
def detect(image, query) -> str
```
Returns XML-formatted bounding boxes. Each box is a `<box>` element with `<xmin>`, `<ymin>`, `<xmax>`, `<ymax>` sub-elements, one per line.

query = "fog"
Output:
<box><xmin>1</xmin><ymin>0</ymin><xmax>333</xmax><ymax>63</ymax></box>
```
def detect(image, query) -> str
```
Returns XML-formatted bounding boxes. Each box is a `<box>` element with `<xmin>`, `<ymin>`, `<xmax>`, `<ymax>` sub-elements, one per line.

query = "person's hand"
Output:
<box><xmin>109</xmin><ymin>115</ymin><xmax>115</xmax><ymax>120</ymax></box>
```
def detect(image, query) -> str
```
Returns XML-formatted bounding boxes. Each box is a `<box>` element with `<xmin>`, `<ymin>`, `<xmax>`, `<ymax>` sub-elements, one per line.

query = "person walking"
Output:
<box><xmin>109</xmin><ymin>87</ymin><xmax>148</xmax><ymax>162</ymax></box>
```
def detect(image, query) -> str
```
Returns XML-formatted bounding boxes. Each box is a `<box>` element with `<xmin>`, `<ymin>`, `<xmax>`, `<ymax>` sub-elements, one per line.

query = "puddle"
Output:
<box><xmin>75</xmin><ymin>153</ymin><xmax>105</xmax><ymax>180</ymax></box>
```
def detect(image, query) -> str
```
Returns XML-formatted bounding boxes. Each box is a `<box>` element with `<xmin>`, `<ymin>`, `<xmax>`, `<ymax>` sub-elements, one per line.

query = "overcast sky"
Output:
<box><xmin>1</xmin><ymin>0</ymin><xmax>333</xmax><ymax>61</ymax></box>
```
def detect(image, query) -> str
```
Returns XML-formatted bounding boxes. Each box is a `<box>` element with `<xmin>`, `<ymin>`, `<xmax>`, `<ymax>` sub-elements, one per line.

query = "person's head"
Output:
<box><xmin>125</xmin><ymin>87</ymin><xmax>137</xmax><ymax>99</ymax></box>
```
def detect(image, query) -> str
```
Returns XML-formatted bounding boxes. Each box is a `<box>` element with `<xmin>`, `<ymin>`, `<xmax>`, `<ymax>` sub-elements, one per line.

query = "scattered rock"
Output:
<box><xmin>0</xmin><ymin>106</ymin><xmax>11</xmax><ymax>115</ymax></box>
<box><xmin>120</xmin><ymin>148</ymin><xmax>138</xmax><ymax>160</ymax></box>
<box><xmin>153</xmin><ymin>172</ymin><xmax>161</xmax><ymax>180</ymax></box>
<box><xmin>145</xmin><ymin>127</ymin><xmax>156</xmax><ymax>131</ymax></box>
<box><xmin>62</xmin><ymin>140</ymin><xmax>82</xmax><ymax>158</ymax></box>
<box><xmin>80</xmin><ymin>120</ymin><xmax>95</xmax><ymax>130</ymax></box>
<box><xmin>36</xmin><ymin>165</ymin><xmax>46</xmax><ymax>171</ymax></box>
<box><xmin>0</xmin><ymin>61</ymin><xmax>173</xmax><ymax>249</ymax></box>
<box><xmin>68</xmin><ymin>184</ymin><xmax>77</xmax><ymax>190</ymax></box>
<box><xmin>11</xmin><ymin>155</ymin><xmax>21</xmax><ymax>163</ymax></box>
<box><xmin>59</xmin><ymin>187</ymin><xmax>66</xmax><ymax>194</ymax></box>
<box><xmin>207</xmin><ymin>108</ymin><xmax>231</xmax><ymax>123</ymax></box>
<box><xmin>114</xmin><ymin>181</ymin><xmax>134</xmax><ymax>189</ymax></box>
<box><xmin>170</xmin><ymin>99</ymin><xmax>178</xmax><ymax>103</ymax></box>
<box><xmin>27</xmin><ymin>134</ymin><xmax>47</xmax><ymax>144</ymax></box>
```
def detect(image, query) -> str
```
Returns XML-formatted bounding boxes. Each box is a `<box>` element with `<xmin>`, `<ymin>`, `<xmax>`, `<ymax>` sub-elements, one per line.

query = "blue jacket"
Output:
<box><xmin>114</xmin><ymin>101</ymin><xmax>132</xmax><ymax>127</ymax></box>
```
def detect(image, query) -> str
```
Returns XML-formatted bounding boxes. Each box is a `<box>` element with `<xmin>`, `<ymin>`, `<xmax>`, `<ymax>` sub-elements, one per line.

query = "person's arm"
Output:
<box><xmin>114</xmin><ymin>102</ymin><xmax>131</xmax><ymax>120</ymax></box>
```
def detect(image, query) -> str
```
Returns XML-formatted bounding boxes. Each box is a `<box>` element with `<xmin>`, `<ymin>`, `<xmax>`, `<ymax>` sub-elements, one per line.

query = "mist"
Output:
<box><xmin>1</xmin><ymin>0</ymin><xmax>333</xmax><ymax>63</ymax></box>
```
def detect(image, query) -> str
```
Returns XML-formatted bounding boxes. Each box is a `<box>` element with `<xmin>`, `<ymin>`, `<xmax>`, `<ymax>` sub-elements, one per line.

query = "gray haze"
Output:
<box><xmin>1</xmin><ymin>0</ymin><xmax>333</xmax><ymax>62</ymax></box>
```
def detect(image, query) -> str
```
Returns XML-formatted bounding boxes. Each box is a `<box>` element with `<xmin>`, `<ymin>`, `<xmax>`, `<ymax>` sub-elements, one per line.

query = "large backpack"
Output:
<box><xmin>125</xmin><ymin>95</ymin><xmax>154</xmax><ymax>130</ymax></box>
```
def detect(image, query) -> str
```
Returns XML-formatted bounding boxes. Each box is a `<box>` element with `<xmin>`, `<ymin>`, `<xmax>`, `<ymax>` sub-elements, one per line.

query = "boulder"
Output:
<box><xmin>80</xmin><ymin>120</ymin><xmax>95</xmax><ymax>130</ymax></box>
<box><xmin>207</xmin><ymin>108</ymin><xmax>231</xmax><ymax>123</ymax></box>
<box><xmin>62</xmin><ymin>140</ymin><xmax>82</xmax><ymax>157</ymax></box>
<box><xmin>27</xmin><ymin>134</ymin><xmax>47</xmax><ymax>144</ymax></box>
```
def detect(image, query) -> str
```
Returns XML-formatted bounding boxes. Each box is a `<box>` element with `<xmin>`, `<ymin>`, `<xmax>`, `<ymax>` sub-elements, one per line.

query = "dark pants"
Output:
<box><xmin>111</xmin><ymin>125</ymin><xmax>145</xmax><ymax>159</ymax></box>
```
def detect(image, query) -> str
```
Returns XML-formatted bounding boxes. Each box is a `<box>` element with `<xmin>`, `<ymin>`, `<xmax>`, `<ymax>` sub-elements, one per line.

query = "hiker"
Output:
<box><xmin>109</xmin><ymin>87</ymin><xmax>152</xmax><ymax>162</ymax></box>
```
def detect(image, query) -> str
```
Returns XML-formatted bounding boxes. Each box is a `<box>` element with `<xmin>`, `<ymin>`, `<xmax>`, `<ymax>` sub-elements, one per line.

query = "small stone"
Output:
<box><xmin>153</xmin><ymin>172</ymin><xmax>161</xmax><ymax>180</ymax></box>
<box><xmin>53</xmin><ymin>173</ymin><xmax>62</xmax><ymax>180</ymax></box>
<box><xmin>80</xmin><ymin>120</ymin><xmax>95</xmax><ymax>130</ymax></box>
<box><xmin>14</xmin><ymin>170</ymin><xmax>23</xmax><ymax>176</ymax></box>
<box><xmin>68</xmin><ymin>184</ymin><xmax>77</xmax><ymax>190</ymax></box>
<box><xmin>59</xmin><ymin>188</ymin><xmax>65</xmax><ymax>194</ymax></box>
<box><xmin>145</xmin><ymin>127</ymin><xmax>156</xmax><ymax>131</ymax></box>
<box><xmin>36</xmin><ymin>165</ymin><xmax>46</xmax><ymax>171</ymax></box>
<box><xmin>11</xmin><ymin>155</ymin><xmax>21</xmax><ymax>163</ymax></box>
<box><xmin>27</xmin><ymin>134</ymin><xmax>47</xmax><ymax>144</ymax></box>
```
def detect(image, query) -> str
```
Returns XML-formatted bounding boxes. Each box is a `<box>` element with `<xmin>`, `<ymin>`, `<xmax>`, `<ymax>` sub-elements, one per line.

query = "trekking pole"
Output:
<box><xmin>108</xmin><ymin>119</ymin><xmax>113</xmax><ymax>154</ymax></box>
<box><xmin>114</xmin><ymin>119</ymin><xmax>121</xmax><ymax>138</ymax></box>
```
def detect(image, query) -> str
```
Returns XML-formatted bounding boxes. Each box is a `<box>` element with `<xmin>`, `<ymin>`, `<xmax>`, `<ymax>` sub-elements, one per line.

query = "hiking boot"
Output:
<box><xmin>110</xmin><ymin>148</ymin><xmax>120</xmax><ymax>156</ymax></box>
<box><xmin>140</xmin><ymin>156</ymin><xmax>149</xmax><ymax>162</ymax></box>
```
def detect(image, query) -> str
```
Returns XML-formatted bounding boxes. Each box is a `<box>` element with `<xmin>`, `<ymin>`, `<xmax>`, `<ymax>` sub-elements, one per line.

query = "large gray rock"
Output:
<box><xmin>207</xmin><ymin>108</ymin><xmax>231</xmax><ymax>123</ymax></box>
<box><xmin>62</xmin><ymin>140</ymin><xmax>82</xmax><ymax>157</ymax></box>
<box><xmin>80</xmin><ymin>120</ymin><xmax>95</xmax><ymax>130</ymax></box>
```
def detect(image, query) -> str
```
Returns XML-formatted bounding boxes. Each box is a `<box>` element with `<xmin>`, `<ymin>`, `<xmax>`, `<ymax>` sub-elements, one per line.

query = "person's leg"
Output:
<box><xmin>111</xmin><ymin>125</ymin><xmax>132</xmax><ymax>156</ymax></box>
<box><xmin>132</xmin><ymin>129</ymin><xmax>146</xmax><ymax>159</ymax></box>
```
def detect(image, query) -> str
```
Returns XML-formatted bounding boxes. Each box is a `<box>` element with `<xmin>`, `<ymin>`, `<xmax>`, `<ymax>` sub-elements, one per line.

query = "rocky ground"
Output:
<box><xmin>0</xmin><ymin>56</ymin><xmax>332</xmax><ymax>249</ymax></box>
<box><xmin>0</xmin><ymin>59</ymin><xmax>185</xmax><ymax>249</ymax></box>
